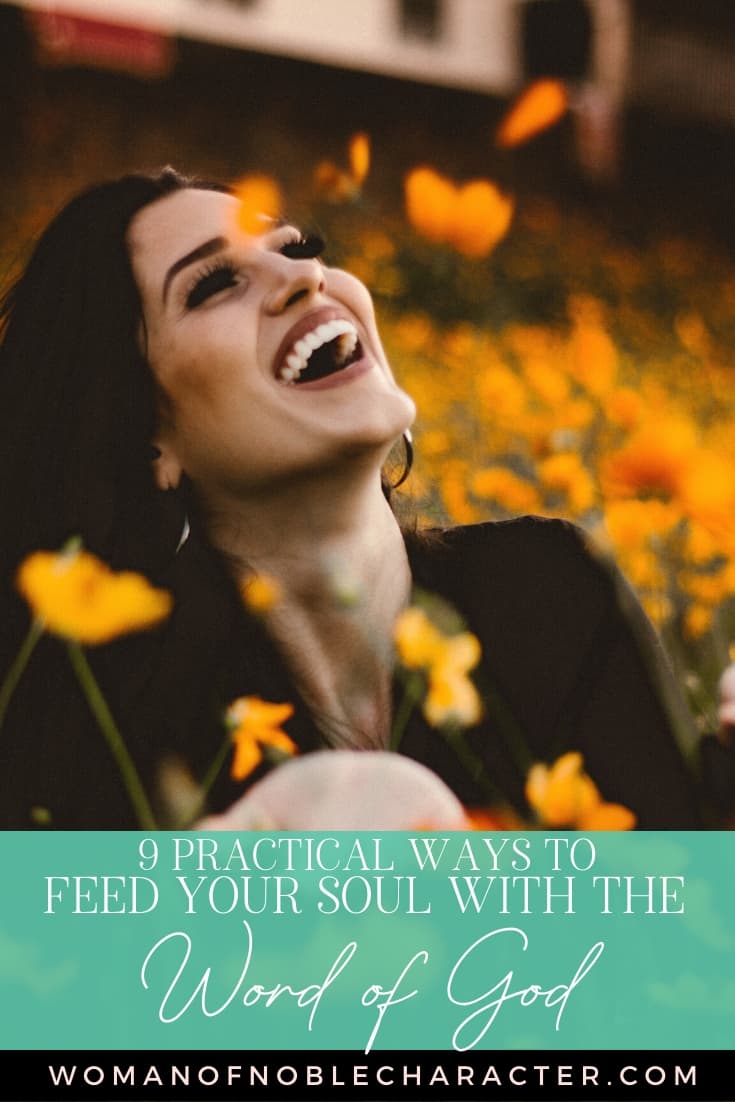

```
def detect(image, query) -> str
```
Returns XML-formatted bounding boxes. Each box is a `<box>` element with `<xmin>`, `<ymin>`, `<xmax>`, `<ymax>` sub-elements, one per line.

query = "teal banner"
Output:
<box><xmin>1</xmin><ymin>832</ymin><xmax>733</xmax><ymax>1052</ymax></box>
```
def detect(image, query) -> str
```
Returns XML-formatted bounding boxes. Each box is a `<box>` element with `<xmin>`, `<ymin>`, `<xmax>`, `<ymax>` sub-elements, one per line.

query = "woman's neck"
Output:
<box><xmin>203</xmin><ymin>468</ymin><xmax>412</xmax><ymax>748</ymax></box>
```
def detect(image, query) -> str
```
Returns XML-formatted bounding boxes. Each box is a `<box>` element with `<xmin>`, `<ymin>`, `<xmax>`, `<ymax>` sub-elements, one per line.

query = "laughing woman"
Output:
<box><xmin>0</xmin><ymin>169</ymin><xmax>719</xmax><ymax>828</ymax></box>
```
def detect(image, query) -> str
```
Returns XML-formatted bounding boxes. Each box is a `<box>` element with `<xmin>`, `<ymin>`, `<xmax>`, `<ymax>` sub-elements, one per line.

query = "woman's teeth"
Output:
<box><xmin>277</xmin><ymin>319</ymin><xmax>359</xmax><ymax>384</ymax></box>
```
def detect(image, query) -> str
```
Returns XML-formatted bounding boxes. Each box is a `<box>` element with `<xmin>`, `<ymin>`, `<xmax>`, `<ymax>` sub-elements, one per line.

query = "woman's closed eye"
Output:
<box><xmin>183</xmin><ymin>234</ymin><xmax>325</xmax><ymax>310</ymax></box>
<box><xmin>185</xmin><ymin>262</ymin><xmax>239</xmax><ymax>309</ymax></box>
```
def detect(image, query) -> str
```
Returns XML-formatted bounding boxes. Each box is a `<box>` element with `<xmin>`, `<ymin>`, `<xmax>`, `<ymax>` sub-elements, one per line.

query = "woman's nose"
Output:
<box><xmin>262</xmin><ymin>256</ymin><xmax>326</xmax><ymax>315</ymax></box>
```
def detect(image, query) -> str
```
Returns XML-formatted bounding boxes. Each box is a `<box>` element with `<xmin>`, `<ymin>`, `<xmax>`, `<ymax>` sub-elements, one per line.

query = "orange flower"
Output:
<box><xmin>404</xmin><ymin>167</ymin><xmax>514</xmax><ymax>258</ymax></box>
<box><xmin>496</xmin><ymin>79</ymin><xmax>569</xmax><ymax>148</ymax></box>
<box><xmin>526</xmin><ymin>752</ymin><xmax>636</xmax><ymax>830</ymax></box>
<box><xmin>603</xmin><ymin>499</ymin><xmax>680</xmax><ymax>553</ymax></box>
<box><xmin>226</xmin><ymin>697</ymin><xmax>296</xmax><ymax>781</ymax></box>
<box><xmin>526</xmin><ymin>752</ymin><xmax>599</xmax><ymax>827</ymax></box>
<box><xmin>314</xmin><ymin>132</ymin><xmax>371</xmax><ymax>201</ymax></box>
<box><xmin>566</xmin><ymin>319</ymin><xmax>618</xmax><ymax>398</ymax></box>
<box><xmin>16</xmin><ymin>546</ymin><xmax>172</xmax><ymax>645</ymax></box>
<box><xmin>578</xmin><ymin>802</ymin><xmax>637</xmax><ymax>831</ymax></box>
<box><xmin>404</xmin><ymin>167</ymin><xmax>457</xmax><ymax>245</ymax></box>
<box><xmin>604</xmin><ymin>388</ymin><xmax>646</xmax><ymax>430</ymax></box>
<box><xmin>425</xmin><ymin>663</ymin><xmax>483</xmax><ymax>728</ymax></box>
<box><xmin>537</xmin><ymin>452</ymin><xmax>596</xmax><ymax>513</ymax></box>
<box><xmin>394</xmin><ymin>606</ymin><xmax>483</xmax><ymax>729</ymax></box>
<box><xmin>678</xmin><ymin>451</ymin><xmax>735</xmax><ymax>533</ymax></box>
<box><xmin>241</xmin><ymin>572</ymin><xmax>282</xmax><ymax>614</ymax></box>
<box><xmin>349</xmin><ymin>131</ymin><xmax>370</xmax><ymax>185</ymax></box>
<box><xmin>472</xmin><ymin>467</ymin><xmax>540</xmax><ymax>513</ymax></box>
<box><xmin>683</xmin><ymin>603</ymin><xmax>713</xmax><ymax>641</ymax></box>
<box><xmin>599</xmin><ymin>419</ymin><xmax>697</xmax><ymax>500</ymax></box>
<box><xmin>232</xmin><ymin>174</ymin><xmax>282</xmax><ymax>235</ymax></box>
<box><xmin>450</xmin><ymin>180</ymin><xmax>515</xmax><ymax>259</ymax></box>
<box><xmin>463</xmin><ymin>807</ymin><xmax>521</xmax><ymax>830</ymax></box>
<box><xmin>394</xmin><ymin>606</ymin><xmax>445</xmax><ymax>669</ymax></box>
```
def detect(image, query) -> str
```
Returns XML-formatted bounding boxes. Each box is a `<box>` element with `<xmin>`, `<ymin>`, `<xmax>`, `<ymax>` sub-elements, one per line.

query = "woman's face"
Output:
<box><xmin>127</xmin><ymin>187</ymin><xmax>415</xmax><ymax>503</ymax></box>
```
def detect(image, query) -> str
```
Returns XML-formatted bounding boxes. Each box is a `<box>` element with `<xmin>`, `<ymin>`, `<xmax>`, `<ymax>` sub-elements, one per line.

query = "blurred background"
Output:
<box><xmin>1</xmin><ymin>0</ymin><xmax>734</xmax><ymax>731</ymax></box>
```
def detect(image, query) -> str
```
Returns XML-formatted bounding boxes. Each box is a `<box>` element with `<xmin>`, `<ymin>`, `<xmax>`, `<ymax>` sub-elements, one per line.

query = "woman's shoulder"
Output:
<box><xmin>407</xmin><ymin>514</ymin><xmax>617</xmax><ymax>618</ymax></box>
<box><xmin>419</xmin><ymin>513</ymin><xmax>598</xmax><ymax>561</ymax></box>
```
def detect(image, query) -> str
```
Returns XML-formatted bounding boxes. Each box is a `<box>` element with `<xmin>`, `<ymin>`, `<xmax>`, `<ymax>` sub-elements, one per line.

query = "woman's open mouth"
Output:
<box><xmin>275</xmin><ymin>318</ymin><xmax>364</xmax><ymax>386</ymax></box>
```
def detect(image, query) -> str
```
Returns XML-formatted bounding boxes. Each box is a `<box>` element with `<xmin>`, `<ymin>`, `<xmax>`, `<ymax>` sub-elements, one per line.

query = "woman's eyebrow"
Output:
<box><xmin>162</xmin><ymin>235</ymin><xmax>227</xmax><ymax>303</ymax></box>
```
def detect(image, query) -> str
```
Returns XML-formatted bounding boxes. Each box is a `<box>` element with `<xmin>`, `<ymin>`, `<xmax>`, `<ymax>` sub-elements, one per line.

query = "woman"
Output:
<box><xmin>0</xmin><ymin>168</ymin><xmax>721</xmax><ymax>828</ymax></box>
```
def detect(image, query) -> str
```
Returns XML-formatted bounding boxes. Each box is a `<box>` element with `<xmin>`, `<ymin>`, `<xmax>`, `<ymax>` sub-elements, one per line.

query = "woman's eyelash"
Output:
<box><xmin>183</xmin><ymin>233</ymin><xmax>325</xmax><ymax>309</ymax></box>
<box><xmin>185</xmin><ymin>262</ymin><xmax>238</xmax><ymax>309</ymax></box>
<box><xmin>279</xmin><ymin>233</ymin><xmax>325</xmax><ymax>260</ymax></box>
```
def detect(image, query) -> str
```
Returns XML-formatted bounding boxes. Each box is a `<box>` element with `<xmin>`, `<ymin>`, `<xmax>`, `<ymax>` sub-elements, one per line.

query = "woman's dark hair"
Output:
<box><xmin>0</xmin><ymin>168</ymin><xmax>230</xmax><ymax>641</ymax></box>
<box><xmin>0</xmin><ymin>167</ymin><xmax>409</xmax><ymax>653</ymax></box>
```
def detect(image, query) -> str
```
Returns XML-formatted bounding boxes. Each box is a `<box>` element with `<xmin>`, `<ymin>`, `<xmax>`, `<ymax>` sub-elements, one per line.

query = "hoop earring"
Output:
<box><xmin>392</xmin><ymin>428</ymin><xmax>414</xmax><ymax>489</ymax></box>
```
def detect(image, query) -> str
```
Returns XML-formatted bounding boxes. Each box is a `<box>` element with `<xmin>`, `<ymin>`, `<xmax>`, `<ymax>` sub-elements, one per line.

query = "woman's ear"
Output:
<box><xmin>150</xmin><ymin>442</ymin><xmax>183</xmax><ymax>493</ymax></box>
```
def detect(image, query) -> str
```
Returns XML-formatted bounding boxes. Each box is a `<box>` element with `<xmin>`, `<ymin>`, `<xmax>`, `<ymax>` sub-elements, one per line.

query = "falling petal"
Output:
<box><xmin>404</xmin><ymin>166</ymin><xmax>457</xmax><ymax>244</ymax></box>
<box><xmin>450</xmin><ymin>179</ymin><xmax>515</xmax><ymax>259</ymax></box>
<box><xmin>496</xmin><ymin>79</ymin><xmax>569</xmax><ymax>148</ymax></box>
<box><xmin>349</xmin><ymin>131</ymin><xmax>371</xmax><ymax>185</ymax></box>
<box><xmin>233</xmin><ymin>174</ymin><xmax>282</xmax><ymax>235</ymax></box>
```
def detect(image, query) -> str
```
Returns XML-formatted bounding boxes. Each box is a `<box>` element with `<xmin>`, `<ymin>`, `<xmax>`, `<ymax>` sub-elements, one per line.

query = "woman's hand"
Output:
<box><xmin>197</xmin><ymin>750</ymin><xmax>468</xmax><ymax>830</ymax></box>
<box><xmin>718</xmin><ymin>665</ymin><xmax>735</xmax><ymax>744</ymax></box>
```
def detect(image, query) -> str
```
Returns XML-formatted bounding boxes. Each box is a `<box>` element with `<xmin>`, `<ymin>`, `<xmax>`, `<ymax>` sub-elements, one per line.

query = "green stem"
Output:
<box><xmin>0</xmin><ymin>619</ymin><xmax>44</xmax><ymax>730</ymax></box>
<box><xmin>66</xmin><ymin>642</ymin><xmax>158</xmax><ymax>830</ymax></box>
<box><xmin>441</xmin><ymin>723</ymin><xmax>505</xmax><ymax>807</ymax></box>
<box><xmin>390</xmin><ymin>673</ymin><xmax>424</xmax><ymax>751</ymax></box>
<box><xmin>474</xmin><ymin>668</ymin><xmax>534</xmax><ymax>775</ymax></box>
<box><xmin>176</xmin><ymin>732</ymin><xmax>233</xmax><ymax>829</ymax></box>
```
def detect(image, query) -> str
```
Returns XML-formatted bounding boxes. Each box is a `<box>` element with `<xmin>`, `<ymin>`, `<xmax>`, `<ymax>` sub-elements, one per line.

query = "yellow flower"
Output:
<box><xmin>424</xmin><ymin>630</ymin><xmax>483</xmax><ymax>728</ymax></box>
<box><xmin>600</xmin><ymin>418</ymin><xmax>697</xmax><ymax>500</ymax></box>
<box><xmin>604</xmin><ymin>387</ymin><xmax>646</xmax><ymax>430</ymax></box>
<box><xmin>524</xmin><ymin>359</ymin><xmax>570</xmax><ymax>406</ymax></box>
<box><xmin>537</xmin><ymin>452</ymin><xmax>596</xmax><ymax>514</ymax></box>
<box><xmin>525</xmin><ymin>752</ymin><xmax>599</xmax><ymax>827</ymax></box>
<box><xmin>679</xmin><ymin>570</ymin><xmax>731</xmax><ymax>606</ymax></box>
<box><xmin>441</xmin><ymin>458</ymin><xmax>483</xmax><ymax>524</ymax></box>
<box><xmin>525</xmin><ymin>751</ymin><xmax>635</xmax><ymax>830</ymax></box>
<box><xmin>226</xmin><ymin>696</ymin><xmax>296</xmax><ymax>781</ymax></box>
<box><xmin>683</xmin><ymin>603</ymin><xmax>713</xmax><ymax>641</ymax></box>
<box><xmin>603</xmin><ymin>500</ymin><xmax>680</xmax><ymax>553</ymax></box>
<box><xmin>425</xmin><ymin>666</ymin><xmax>483</xmax><ymax>727</ymax></box>
<box><xmin>568</xmin><ymin>323</ymin><xmax>618</xmax><ymax>396</ymax></box>
<box><xmin>393</xmin><ymin>607</ymin><xmax>445</xmax><ymax>669</ymax></box>
<box><xmin>679</xmin><ymin>451</ymin><xmax>735</xmax><ymax>533</ymax></box>
<box><xmin>685</xmin><ymin>521</ymin><xmax>720</xmax><ymax>563</ymax></box>
<box><xmin>641</xmin><ymin>593</ymin><xmax>673</xmax><ymax>628</ymax></box>
<box><xmin>472</xmin><ymin>467</ymin><xmax>540</xmax><ymax>513</ymax></box>
<box><xmin>392</xmin><ymin>312</ymin><xmax>435</xmax><ymax>353</ymax></box>
<box><xmin>477</xmin><ymin>363</ymin><xmax>528</xmax><ymax>421</ymax></box>
<box><xmin>394</xmin><ymin>607</ymin><xmax>483</xmax><ymax>729</ymax></box>
<box><xmin>241</xmin><ymin>572</ymin><xmax>282</xmax><ymax>614</ymax></box>
<box><xmin>16</xmin><ymin>547</ymin><xmax>172</xmax><ymax>645</ymax></box>
<box><xmin>675</xmin><ymin>312</ymin><xmax>711</xmax><ymax>358</ymax></box>
<box><xmin>232</xmin><ymin>174</ymin><xmax>282</xmax><ymax>235</ymax></box>
<box><xmin>495</xmin><ymin>79</ymin><xmax>569</xmax><ymax>148</ymax></box>
<box><xmin>420</xmin><ymin>429</ymin><xmax>452</xmax><ymax>457</ymax></box>
<box><xmin>624</xmin><ymin>548</ymin><xmax>666</xmax><ymax>591</ymax></box>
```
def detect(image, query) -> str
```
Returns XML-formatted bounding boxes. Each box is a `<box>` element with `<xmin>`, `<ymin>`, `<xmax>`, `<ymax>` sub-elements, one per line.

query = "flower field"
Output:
<box><xmin>307</xmin><ymin>117</ymin><xmax>735</xmax><ymax>736</ymax></box>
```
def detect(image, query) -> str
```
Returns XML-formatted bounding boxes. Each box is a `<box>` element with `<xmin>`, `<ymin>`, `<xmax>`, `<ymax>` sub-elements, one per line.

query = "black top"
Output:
<box><xmin>0</xmin><ymin>515</ymin><xmax>729</xmax><ymax>829</ymax></box>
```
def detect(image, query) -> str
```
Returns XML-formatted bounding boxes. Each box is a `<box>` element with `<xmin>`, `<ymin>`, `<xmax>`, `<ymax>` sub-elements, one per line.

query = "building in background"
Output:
<box><xmin>1</xmin><ymin>0</ymin><xmax>734</xmax><ymax>220</ymax></box>
<box><xmin>4</xmin><ymin>0</ymin><xmax>627</xmax><ymax>96</ymax></box>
